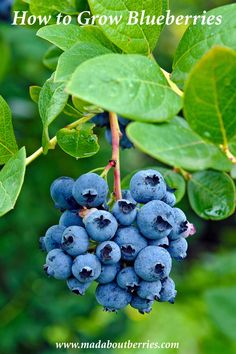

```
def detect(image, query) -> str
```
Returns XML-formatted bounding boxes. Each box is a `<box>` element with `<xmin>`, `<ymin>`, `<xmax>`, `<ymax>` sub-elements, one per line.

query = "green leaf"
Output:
<box><xmin>43</xmin><ymin>46</ymin><xmax>63</xmax><ymax>71</ymax></box>
<box><xmin>29</xmin><ymin>86</ymin><xmax>41</xmax><ymax>103</ymax></box>
<box><xmin>172</xmin><ymin>4</ymin><xmax>236</xmax><ymax>88</ymax></box>
<box><xmin>188</xmin><ymin>171</ymin><xmax>235</xmax><ymax>220</ymax></box>
<box><xmin>0</xmin><ymin>147</ymin><xmax>26</xmax><ymax>217</ymax></box>
<box><xmin>127</xmin><ymin>117</ymin><xmax>232</xmax><ymax>171</ymax></box>
<box><xmin>205</xmin><ymin>286</ymin><xmax>236</xmax><ymax>340</ymax></box>
<box><xmin>57</xmin><ymin>123</ymin><xmax>99</xmax><ymax>158</ymax></box>
<box><xmin>0</xmin><ymin>96</ymin><xmax>18</xmax><ymax>165</ymax></box>
<box><xmin>0</xmin><ymin>37</ymin><xmax>10</xmax><ymax>82</ymax></box>
<box><xmin>67</xmin><ymin>54</ymin><xmax>182</xmax><ymax>122</ymax></box>
<box><xmin>30</xmin><ymin>0</ymin><xmax>76</xmax><ymax>16</ymax></box>
<box><xmin>38</xmin><ymin>75</ymin><xmax>69</xmax><ymax>153</ymax></box>
<box><xmin>184</xmin><ymin>47</ymin><xmax>236</xmax><ymax>146</ymax></box>
<box><xmin>37</xmin><ymin>24</ymin><xmax>118</xmax><ymax>52</ymax></box>
<box><xmin>121</xmin><ymin>166</ymin><xmax>186</xmax><ymax>203</ymax></box>
<box><xmin>88</xmin><ymin>0</ymin><xmax>164</xmax><ymax>55</ymax></box>
<box><xmin>55</xmin><ymin>42</ymin><xmax>112</xmax><ymax>82</ymax></box>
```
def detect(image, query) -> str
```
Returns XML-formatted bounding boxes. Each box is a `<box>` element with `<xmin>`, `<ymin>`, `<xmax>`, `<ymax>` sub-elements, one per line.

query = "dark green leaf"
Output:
<box><xmin>188</xmin><ymin>171</ymin><xmax>235</xmax><ymax>220</ymax></box>
<box><xmin>0</xmin><ymin>96</ymin><xmax>18</xmax><ymax>165</ymax></box>
<box><xmin>205</xmin><ymin>287</ymin><xmax>236</xmax><ymax>340</ymax></box>
<box><xmin>43</xmin><ymin>45</ymin><xmax>63</xmax><ymax>71</ymax></box>
<box><xmin>37</xmin><ymin>24</ymin><xmax>118</xmax><ymax>51</ymax></box>
<box><xmin>0</xmin><ymin>147</ymin><xmax>26</xmax><ymax>217</ymax></box>
<box><xmin>57</xmin><ymin>123</ymin><xmax>99</xmax><ymax>158</ymax></box>
<box><xmin>172</xmin><ymin>4</ymin><xmax>236</xmax><ymax>88</ymax></box>
<box><xmin>121</xmin><ymin>166</ymin><xmax>186</xmax><ymax>203</ymax></box>
<box><xmin>0</xmin><ymin>37</ymin><xmax>10</xmax><ymax>82</ymax></box>
<box><xmin>55</xmin><ymin>42</ymin><xmax>112</xmax><ymax>82</ymax></box>
<box><xmin>38</xmin><ymin>75</ymin><xmax>69</xmax><ymax>153</ymax></box>
<box><xmin>67</xmin><ymin>54</ymin><xmax>182</xmax><ymax>122</ymax></box>
<box><xmin>88</xmin><ymin>0</ymin><xmax>164</xmax><ymax>55</ymax></box>
<box><xmin>184</xmin><ymin>47</ymin><xmax>236</xmax><ymax>146</ymax></box>
<box><xmin>127</xmin><ymin>117</ymin><xmax>232</xmax><ymax>171</ymax></box>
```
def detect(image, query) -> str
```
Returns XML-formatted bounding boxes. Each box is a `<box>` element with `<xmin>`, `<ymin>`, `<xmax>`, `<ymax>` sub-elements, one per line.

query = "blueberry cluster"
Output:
<box><xmin>40</xmin><ymin>170</ymin><xmax>195</xmax><ymax>314</ymax></box>
<box><xmin>92</xmin><ymin>112</ymin><xmax>133</xmax><ymax>149</ymax></box>
<box><xmin>0</xmin><ymin>0</ymin><xmax>13</xmax><ymax>22</ymax></box>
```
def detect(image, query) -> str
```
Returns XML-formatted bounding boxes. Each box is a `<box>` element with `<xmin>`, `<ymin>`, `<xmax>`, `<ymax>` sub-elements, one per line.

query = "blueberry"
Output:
<box><xmin>113</xmin><ymin>226</ymin><xmax>148</xmax><ymax>261</ymax></box>
<box><xmin>96</xmin><ymin>241</ymin><xmax>121</xmax><ymax>265</ymax></box>
<box><xmin>72</xmin><ymin>253</ymin><xmax>101</xmax><ymax>283</ymax></box>
<box><xmin>112</xmin><ymin>199</ymin><xmax>137</xmax><ymax>226</ymax></box>
<box><xmin>137</xmin><ymin>200</ymin><xmax>175</xmax><ymax>240</ymax></box>
<box><xmin>105</xmin><ymin>126</ymin><xmax>133</xmax><ymax>149</ymax></box>
<box><xmin>122</xmin><ymin>190</ymin><xmax>137</xmax><ymax>204</ymax></box>
<box><xmin>67</xmin><ymin>277</ymin><xmax>91</xmax><ymax>295</ymax></box>
<box><xmin>168</xmin><ymin>237</ymin><xmax>188</xmax><ymax>260</ymax></box>
<box><xmin>91</xmin><ymin>112</ymin><xmax>109</xmax><ymax>127</ymax></box>
<box><xmin>130</xmin><ymin>170</ymin><xmax>166</xmax><ymax>203</ymax></box>
<box><xmin>44</xmin><ymin>225</ymin><xmax>66</xmax><ymax>252</ymax></box>
<box><xmin>72</xmin><ymin>173</ymin><xmax>109</xmax><ymax>207</ymax></box>
<box><xmin>137</xmin><ymin>280</ymin><xmax>162</xmax><ymax>301</ymax></box>
<box><xmin>50</xmin><ymin>177</ymin><xmax>79</xmax><ymax>210</ymax></box>
<box><xmin>117</xmin><ymin>267</ymin><xmax>140</xmax><ymax>292</ymax></box>
<box><xmin>162</xmin><ymin>187</ymin><xmax>176</xmax><ymax>207</ymax></box>
<box><xmin>159</xmin><ymin>277</ymin><xmax>177</xmax><ymax>304</ymax></box>
<box><xmin>39</xmin><ymin>236</ymin><xmax>46</xmax><ymax>252</ymax></box>
<box><xmin>118</xmin><ymin>115</ymin><xmax>130</xmax><ymax>126</ymax></box>
<box><xmin>0</xmin><ymin>0</ymin><xmax>12</xmax><ymax>22</ymax></box>
<box><xmin>61</xmin><ymin>226</ymin><xmax>89</xmax><ymax>256</ymax></box>
<box><xmin>44</xmin><ymin>249</ymin><xmax>72</xmax><ymax>280</ymax></box>
<box><xmin>130</xmin><ymin>296</ymin><xmax>153</xmax><ymax>314</ymax></box>
<box><xmin>169</xmin><ymin>208</ymin><xmax>189</xmax><ymax>240</ymax></box>
<box><xmin>134</xmin><ymin>246</ymin><xmax>172</xmax><ymax>281</ymax></box>
<box><xmin>95</xmin><ymin>282</ymin><xmax>132</xmax><ymax>311</ymax></box>
<box><xmin>96</xmin><ymin>263</ymin><xmax>121</xmax><ymax>284</ymax></box>
<box><xmin>59</xmin><ymin>210</ymin><xmax>83</xmax><ymax>227</ymax></box>
<box><xmin>148</xmin><ymin>237</ymin><xmax>169</xmax><ymax>248</ymax></box>
<box><xmin>84</xmin><ymin>210</ymin><xmax>118</xmax><ymax>242</ymax></box>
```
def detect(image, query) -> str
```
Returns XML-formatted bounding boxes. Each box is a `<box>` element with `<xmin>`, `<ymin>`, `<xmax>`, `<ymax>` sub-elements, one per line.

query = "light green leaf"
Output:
<box><xmin>88</xmin><ymin>0</ymin><xmax>164</xmax><ymax>55</ymax></box>
<box><xmin>29</xmin><ymin>86</ymin><xmax>41</xmax><ymax>103</ymax></box>
<box><xmin>67</xmin><ymin>54</ymin><xmax>182</xmax><ymax>122</ymax></box>
<box><xmin>37</xmin><ymin>24</ymin><xmax>118</xmax><ymax>52</ymax></box>
<box><xmin>121</xmin><ymin>166</ymin><xmax>186</xmax><ymax>203</ymax></box>
<box><xmin>38</xmin><ymin>75</ymin><xmax>69</xmax><ymax>153</ymax></box>
<box><xmin>57</xmin><ymin>123</ymin><xmax>99</xmax><ymax>158</ymax></box>
<box><xmin>0</xmin><ymin>147</ymin><xmax>26</xmax><ymax>217</ymax></box>
<box><xmin>43</xmin><ymin>45</ymin><xmax>63</xmax><ymax>71</ymax></box>
<box><xmin>127</xmin><ymin>117</ymin><xmax>232</xmax><ymax>171</ymax></box>
<box><xmin>0</xmin><ymin>96</ymin><xmax>18</xmax><ymax>165</ymax></box>
<box><xmin>184</xmin><ymin>47</ymin><xmax>236</xmax><ymax>146</ymax></box>
<box><xmin>188</xmin><ymin>171</ymin><xmax>235</xmax><ymax>220</ymax></box>
<box><xmin>55</xmin><ymin>42</ymin><xmax>112</xmax><ymax>82</ymax></box>
<box><xmin>205</xmin><ymin>287</ymin><xmax>236</xmax><ymax>340</ymax></box>
<box><xmin>30</xmin><ymin>0</ymin><xmax>76</xmax><ymax>16</ymax></box>
<box><xmin>172</xmin><ymin>4</ymin><xmax>236</xmax><ymax>88</ymax></box>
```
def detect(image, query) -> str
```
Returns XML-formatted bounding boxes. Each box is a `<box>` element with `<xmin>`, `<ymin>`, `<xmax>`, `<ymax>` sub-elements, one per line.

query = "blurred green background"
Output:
<box><xmin>0</xmin><ymin>0</ymin><xmax>236</xmax><ymax>353</ymax></box>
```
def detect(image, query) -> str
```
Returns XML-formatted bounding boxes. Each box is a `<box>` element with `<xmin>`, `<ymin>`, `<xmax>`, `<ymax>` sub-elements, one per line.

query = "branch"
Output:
<box><xmin>220</xmin><ymin>144</ymin><xmax>236</xmax><ymax>164</ymax></box>
<box><xmin>109</xmin><ymin>112</ymin><xmax>122</xmax><ymax>200</ymax></box>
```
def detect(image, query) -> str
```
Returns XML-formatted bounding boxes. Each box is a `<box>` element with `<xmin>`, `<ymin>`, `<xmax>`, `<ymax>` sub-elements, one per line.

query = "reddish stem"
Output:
<box><xmin>109</xmin><ymin>112</ymin><xmax>122</xmax><ymax>200</ymax></box>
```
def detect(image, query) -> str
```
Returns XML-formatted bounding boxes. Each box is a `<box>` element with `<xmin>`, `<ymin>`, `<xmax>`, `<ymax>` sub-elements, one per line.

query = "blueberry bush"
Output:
<box><xmin>0</xmin><ymin>0</ymin><xmax>236</xmax><ymax>349</ymax></box>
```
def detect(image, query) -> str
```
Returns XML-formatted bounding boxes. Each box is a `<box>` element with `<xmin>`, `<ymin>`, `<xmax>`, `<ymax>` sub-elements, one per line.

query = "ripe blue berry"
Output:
<box><xmin>91</xmin><ymin>112</ymin><xmax>109</xmax><ymax>127</ymax></box>
<box><xmin>96</xmin><ymin>241</ymin><xmax>121</xmax><ymax>265</ymax></box>
<box><xmin>72</xmin><ymin>173</ymin><xmax>108</xmax><ymax>207</ymax></box>
<box><xmin>67</xmin><ymin>277</ymin><xmax>91</xmax><ymax>295</ymax></box>
<box><xmin>44</xmin><ymin>249</ymin><xmax>72</xmax><ymax>280</ymax></box>
<box><xmin>134</xmin><ymin>246</ymin><xmax>172</xmax><ymax>281</ymax></box>
<box><xmin>39</xmin><ymin>236</ymin><xmax>46</xmax><ymax>252</ymax></box>
<box><xmin>169</xmin><ymin>208</ymin><xmax>188</xmax><ymax>240</ymax></box>
<box><xmin>112</xmin><ymin>199</ymin><xmax>137</xmax><ymax>226</ymax></box>
<box><xmin>59</xmin><ymin>210</ymin><xmax>83</xmax><ymax>227</ymax></box>
<box><xmin>137</xmin><ymin>280</ymin><xmax>162</xmax><ymax>301</ymax></box>
<box><xmin>159</xmin><ymin>277</ymin><xmax>177</xmax><ymax>304</ymax></box>
<box><xmin>162</xmin><ymin>187</ymin><xmax>176</xmax><ymax>207</ymax></box>
<box><xmin>130</xmin><ymin>169</ymin><xmax>166</xmax><ymax>203</ymax></box>
<box><xmin>117</xmin><ymin>267</ymin><xmax>140</xmax><ymax>292</ymax></box>
<box><xmin>105</xmin><ymin>126</ymin><xmax>133</xmax><ymax>149</ymax></box>
<box><xmin>44</xmin><ymin>225</ymin><xmax>66</xmax><ymax>252</ymax></box>
<box><xmin>72</xmin><ymin>253</ymin><xmax>101</xmax><ymax>283</ymax></box>
<box><xmin>137</xmin><ymin>200</ymin><xmax>175</xmax><ymax>239</ymax></box>
<box><xmin>96</xmin><ymin>282</ymin><xmax>132</xmax><ymax>312</ymax></box>
<box><xmin>50</xmin><ymin>177</ymin><xmax>79</xmax><ymax>210</ymax></box>
<box><xmin>113</xmin><ymin>226</ymin><xmax>148</xmax><ymax>261</ymax></box>
<box><xmin>130</xmin><ymin>296</ymin><xmax>153</xmax><ymax>314</ymax></box>
<box><xmin>168</xmin><ymin>237</ymin><xmax>188</xmax><ymax>260</ymax></box>
<box><xmin>84</xmin><ymin>210</ymin><xmax>118</xmax><ymax>242</ymax></box>
<box><xmin>96</xmin><ymin>263</ymin><xmax>120</xmax><ymax>284</ymax></box>
<box><xmin>148</xmin><ymin>237</ymin><xmax>169</xmax><ymax>248</ymax></box>
<box><xmin>122</xmin><ymin>190</ymin><xmax>137</xmax><ymax>204</ymax></box>
<box><xmin>61</xmin><ymin>226</ymin><xmax>89</xmax><ymax>256</ymax></box>
<box><xmin>118</xmin><ymin>115</ymin><xmax>130</xmax><ymax>126</ymax></box>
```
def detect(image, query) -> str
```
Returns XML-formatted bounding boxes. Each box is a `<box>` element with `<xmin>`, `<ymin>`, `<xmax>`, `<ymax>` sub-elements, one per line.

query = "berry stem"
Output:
<box><xmin>26</xmin><ymin>115</ymin><xmax>94</xmax><ymax>166</ymax></box>
<box><xmin>173</xmin><ymin>167</ymin><xmax>192</xmax><ymax>181</ymax></box>
<box><xmin>109</xmin><ymin>112</ymin><xmax>122</xmax><ymax>200</ymax></box>
<box><xmin>220</xmin><ymin>144</ymin><xmax>236</xmax><ymax>164</ymax></box>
